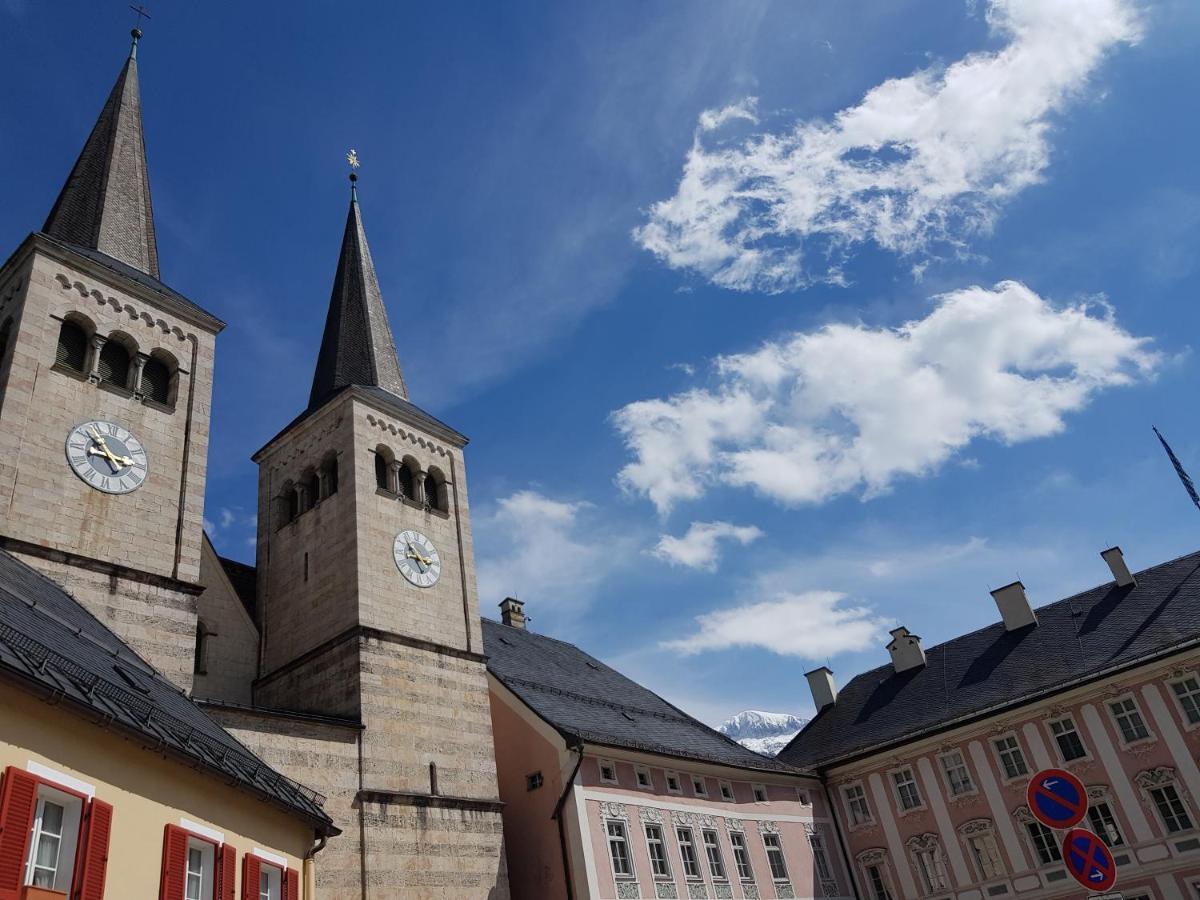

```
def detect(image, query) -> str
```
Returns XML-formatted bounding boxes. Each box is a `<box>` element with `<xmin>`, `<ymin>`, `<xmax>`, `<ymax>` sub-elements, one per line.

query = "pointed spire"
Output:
<box><xmin>43</xmin><ymin>29</ymin><xmax>160</xmax><ymax>279</ymax></box>
<box><xmin>308</xmin><ymin>175</ymin><xmax>409</xmax><ymax>409</ymax></box>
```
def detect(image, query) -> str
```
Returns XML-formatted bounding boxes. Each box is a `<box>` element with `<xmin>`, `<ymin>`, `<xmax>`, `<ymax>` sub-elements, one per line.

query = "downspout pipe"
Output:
<box><xmin>552</xmin><ymin>740</ymin><xmax>585</xmax><ymax>900</ymax></box>
<box><xmin>303</xmin><ymin>833</ymin><xmax>328</xmax><ymax>897</ymax></box>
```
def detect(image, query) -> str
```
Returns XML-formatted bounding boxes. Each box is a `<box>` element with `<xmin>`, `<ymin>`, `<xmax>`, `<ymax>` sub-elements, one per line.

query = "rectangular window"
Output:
<box><xmin>598</xmin><ymin>759</ymin><xmax>618</xmax><ymax>784</ymax></box>
<box><xmin>259</xmin><ymin>863</ymin><xmax>282</xmax><ymax>900</ymax></box>
<box><xmin>994</xmin><ymin>736</ymin><xmax>1029</xmax><ymax>779</ymax></box>
<box><xmin>645</xmin><ymin>823</ymin><xmax>671</xmax><ymax>879</ymax></box>
<box><xmin>526</xmin><ymin>772</ymin><xmax>544</xmax><ymax>791</ymax></box>
<box><xmin>866</xmin><ymin>864</ymin><xmax>893</xmax><ymax>900</ymax></box>
<box><xmin>635</xmin><ymin>766</ymin><xmax>652</xmax><ymax>789</ymax></box>
<box><xmin>1173</xmin><ymin>676</ymin><xmax>1200</xmax><ymax>725</ymax></box>
<box><xmin>666</xmin><ymin>771</ymin><xmax>682</xmax><ymax>794</ymax></box>
<box><xmin>753</xmin><ymin>783</ymin><xmax>768</xmax><ymax>803</ymax></box>
<box><xmin>23</xmin><ymin>785</ymin><xmax>83</xmax><ymax>892</ymax></box>
<box><xmin>703</xmin><ymin>830</ymin><xmax>727</xmax><ymax>880</ymax></box>
<box><xmin>1025</xmin><ymin>821</ymin><xmax>1062</xmax><ymax>865</ymax></box>
<box><xmin>967</xmin><ymin>833</ymin><xmax>1004</xmax><ymax>880</ymax></box>
<box><xmin>730</xmin><ymin>832</ymin><xmax>754</xmax><ymax>880</ymax></box>
<box><xmin>810</xmin><ymin>832</ymin><xmax>833</xmax><ymax>883</ymax></box>
<box><xmin>607</xmin><ymin>820</ymin><xmax>634</xmax><ymax>878</ymax></box>
<box><xmin>914</xmin><ymin>847</ymin><xmax>949</xmax><ymax>894</ymax></box>
<box><xmin>763</xmin><ymin>833</ymin><xmax>789</xmax><ymax>881</ymax></box>
<box><xmin>1151</xmin><ymin>785</ymin><xmax>1194</xmax><ymax>833</ymax></box>
<box><xmin>1049</xmin><ymin>717</ymin><xmax>1087</xmax><ymax>761</ymax></box>
<box><xmin>892</xmin><ymin>768</ymin><xmax>922</xmax><ymax>810</ymax></box>
<box><xmin>1110</xmin><ymin>698</ymin><xmax>1151</xmax><ymax>743</ymax></box>
<box><xmin>1088</xmin><ymin>802</ymin><xmax>1125</xmax><ymax>847</ymax></box>
<box><xmin>691</xmin><ymin>775</ymin><xmax>708</xmax><ymax>797</ymax></box>
<box><xmin>678</xmin><ymin>827</ymin><xmax>701</xmax><ymax>879</ymax></box>
<box><xmin>719</xmin><ymin>780</ymin><xmax>735</xmax><ymax>801</ymax></box>
<box><xmin>939</xmin><ymin>751</ymin><xmax>975</xmax><ymax>796</ymax></box>
<box><xmin>845</xmin><ymin>784</ymin><xmax>872</xmax><ymax>825</ymax></box>
<box><xmin>184</xmin><ymin>838</ymin><xmax>215</xmax><ymax>900</ymax></box>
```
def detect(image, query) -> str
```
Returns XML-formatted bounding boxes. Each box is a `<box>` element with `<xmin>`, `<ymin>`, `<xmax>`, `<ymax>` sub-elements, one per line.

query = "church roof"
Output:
<box><xmin>308</xmin><ymin>186</ymin><xmax>409</xmax><ymax>411</ymax></box>
<box><xmin>780</xmin><ymin>548</ymin><xmax>1200</xmax><ymax>770</ymax></box>
<box><xmin>483</xmin><ymin>618</ymin><xmax>805</xmax><ymax>775</ymax></box>
<box><xmin>0</xmin><ymin>549</ymin><xmax>336</xmax><ymax>833</ymax></box>
<box><xmin>218</xmin><ymin>555</ymin><xmax>257</xmax><ymax>621</ymax></box>
<box><xmin>43</xmin><ymin>33</ymin><xmax>160</xmax><ymax>279</ymax></box>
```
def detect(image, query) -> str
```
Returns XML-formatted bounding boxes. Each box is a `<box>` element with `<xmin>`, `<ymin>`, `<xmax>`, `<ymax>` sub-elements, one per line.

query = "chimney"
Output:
<box><xmin>886</xmin><ymin>626</ymin><xmax>926</xmax><ymax>673</ymax></box>
<box><xmin>499</xmin><ymin>597</ymin><xmax>526</xmax><ymax>630</ymax></box>
<box><xmin>1101</xmin><ymin>546</ymin><xmax>1136</xmax><ymax>588</ymax></box>
<box><xmin>991</xmin><ymin>581</ymin><xmax>1037</xmax><ymax>631</ymax></box>
<box><xmin>805</xmin><ymin>666</ymin><xmax>837</xmax><ymax>711</ymax></box>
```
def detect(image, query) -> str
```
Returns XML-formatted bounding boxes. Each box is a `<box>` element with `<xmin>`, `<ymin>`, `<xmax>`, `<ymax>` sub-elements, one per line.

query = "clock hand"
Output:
<box><xmin>86</xmin><ymin>431</ymin><xmax>127</xmax><ymax>469</ymax></box>
<box><xmin>87</xmin><ymin>446</ymin><xmax>134</xmax><ymax>467</ymax></box>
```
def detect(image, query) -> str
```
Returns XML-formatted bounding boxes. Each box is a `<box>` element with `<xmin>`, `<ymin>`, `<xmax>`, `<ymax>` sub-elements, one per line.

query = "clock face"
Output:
<box><xmin>65</xmin><ymin>421</ymin><xmax>149</xmax><ymax>494</ymax></box>
<box><xmin>393</xmin><ymin>529</ymin><xmax>442</xmax><ymax>588</ymax></box>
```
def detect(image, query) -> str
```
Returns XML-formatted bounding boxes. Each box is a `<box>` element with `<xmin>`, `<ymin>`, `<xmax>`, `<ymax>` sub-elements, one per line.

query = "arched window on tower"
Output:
<box><xmin>375</xmin><ymin>446</ymin><xmax>394</xmax><ymax>492</ymax></box>
<box><xmin>398</xmin><ymin>459</ymin><xmax>417</xmax><ymax>501</ymax></box>
<box><xmin>322</xmin><ymin>454</ymin><xmax>338</xmax><ymax>498</ymax></box>
<box><xmin>425</xmin><ymin>466</ymin><xmax>445</xmax><ymax>512</ymax></box>
<box><xmin>303</xmin><ymin>469</ymin><xmax>320</xmax><ymax>511</ymax></box>
<box><xmin>55</xmin><ymin>318</ymin><xmax>90</xmax><ymax>373</ymax></box>
<box><xmin>141</xmin><ymin>352</ymin><xmax>173</xmax><ymax>406</ymax></box>
<box><xmin>0</xmin><ymin>318</ymin><xmax>13</xmax><ymax>367</ymax></box>
<box><xmin>97</xmin><ymin>336</ymin><xmax>132</xmax><ymax>388</ymax></box>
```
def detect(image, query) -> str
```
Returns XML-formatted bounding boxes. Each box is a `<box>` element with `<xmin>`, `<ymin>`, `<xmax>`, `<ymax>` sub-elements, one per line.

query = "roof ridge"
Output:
<box><xmin>500</xmin><ymin>674</ymin><xmax>695</xmax><ymax>724</ymax></box>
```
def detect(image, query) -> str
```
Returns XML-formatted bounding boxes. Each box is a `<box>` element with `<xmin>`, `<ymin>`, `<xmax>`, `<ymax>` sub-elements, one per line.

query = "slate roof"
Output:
<box><xmin>308</xmin><ymin>189</ymin><xmax>409</xmax><ymax>411</ymax></box>
<box><xmin>0</xmin><ymin>549</ymin><xmax>335</xmax><ymax>832</ymax></box>
<box><xmin>483</xmin><ymin>618</ymin><xmax>805</xmax><ymax>774</ymax></box>
<box><xmin>781</xmin><ymin>549</ymin><xmax>1200</xmax><ymax>770</ymax></box>
<box><xmin>218</xmin><ymin>555</ymin><xmax>257</xmax><ymax>621</ymax></box>
<box><xmin>43</xmin><ymin>39</ymin><xmax>160</xmax><ymax>279</ymax></box>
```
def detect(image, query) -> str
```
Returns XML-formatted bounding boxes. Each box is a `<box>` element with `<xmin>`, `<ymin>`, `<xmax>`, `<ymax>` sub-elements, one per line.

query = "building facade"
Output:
<box><xmin>783</xmin><ymin>547</ymin><xmax>1200</xmax><ymax>900</ymax></box>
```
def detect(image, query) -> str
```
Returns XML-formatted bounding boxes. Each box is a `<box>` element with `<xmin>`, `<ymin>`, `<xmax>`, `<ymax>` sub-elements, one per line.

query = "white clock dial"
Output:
<box><xmin>64</xmin><ymin>421</ymin><xmax>149</xmax><ymax>495</ymax></box>
<box><xmin>393</xmin><ymin>529</ymin><xmax>442</xmax><ymax>588</ymax></box>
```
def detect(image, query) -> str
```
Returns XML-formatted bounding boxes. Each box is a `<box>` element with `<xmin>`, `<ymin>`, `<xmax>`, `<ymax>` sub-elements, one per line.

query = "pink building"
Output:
<box><xmin>783</xmin><ymin>546</ymin><xmax>1200</xmax><ymax>900</ymax></box>
<box><xmin>486</xmin><ymin>600</ymin><xmax>847</xmax><ymax>900</ymax></box>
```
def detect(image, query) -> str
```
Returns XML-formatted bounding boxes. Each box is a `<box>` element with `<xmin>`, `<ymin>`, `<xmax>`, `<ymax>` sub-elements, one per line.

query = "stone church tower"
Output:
<box><xmin>210</xmin><ymin>178</ymin><xmax>510</xmax><ymax>898</ymax></box>
<box><xmin>0</xmin><ymin>31</ymin><xmax>221</xmax><ymax>693</ymax></box>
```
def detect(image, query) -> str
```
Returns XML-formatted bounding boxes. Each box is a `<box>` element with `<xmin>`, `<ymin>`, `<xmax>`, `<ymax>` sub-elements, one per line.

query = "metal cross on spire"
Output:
<box><xmin>346</xmin><ymin>149</ymin><xmax>360</xmax><ymax>196</ymax></box>
<box><xmin>129</xmin><ymin>4</ymin><xmax>152</xmax><ymax>28</ymax></box>
<box><xmin>128</xmin><ymin>4</ymin><xmax>150</xmax><ymax>55</ymax></box>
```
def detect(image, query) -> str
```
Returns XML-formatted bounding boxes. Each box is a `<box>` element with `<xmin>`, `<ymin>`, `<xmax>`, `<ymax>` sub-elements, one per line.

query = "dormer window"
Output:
<box><xmin>691</xmin><ymin>775</ymin><xmax>708</xmax><ymax>797</ymax></box>
<box><xmin>599</xmin><ymin>760</ymin><xmax>618</xmax><ymax>785</ymax></box>
<box><xmin>753</xmin><ymin>783</ymin><xmax>768</xmax><ymax>803</ymax></box>
<box><xmin>635</xmin><ymin>766</ymin><xmax>652</xmax><ymax>790</ymax></box>
<box><xmin>719</xmin><ymin>780</ymin><xmax>735</xmax><ymax>801</ymax></box>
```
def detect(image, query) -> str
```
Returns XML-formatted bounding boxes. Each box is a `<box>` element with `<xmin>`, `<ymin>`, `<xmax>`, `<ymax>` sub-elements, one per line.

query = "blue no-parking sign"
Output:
<box><xmin>1027</xmin><ymin>768</ymin><xmax>1087</xmax><ymax>829</ymax></box>
<box><xmin>1064</xmin><ymin>828</ymin><xmax>1118</xmax><ymax>892</ymax></box>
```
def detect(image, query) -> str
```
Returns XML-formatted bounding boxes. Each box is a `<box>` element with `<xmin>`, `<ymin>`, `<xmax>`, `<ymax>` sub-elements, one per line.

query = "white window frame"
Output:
<box><xmin>598</xmin><ymin>758</ymin><xmax>618</xmax><ymax>785</ymax></box>
<box><xmin>861</xmin><ymin>859</ymin><xmax>895</xmax><ymax>900</ymax></box>
<box><xmin>691</xmin><ymin>774</ymin><xmax>708</xmax><ymax>798</ymax></box>
<box><xmin>665</xmin><ymin>770</ymin><xmax>683</xmax><ymax>795</ymax></box>
<box><xmin>185</xmin><ymin>836</ymin><xmax>216</xmax><ymax>900</ymax></box>
<box><xmin>809</xmin><ymin>829</ymin><xmax>834</xmax><ymax>883</ymax></box>
<box><xmin>719</xmin><ymin>779</ymin><xmax>735</xmax><ymax>802</ymax></box>
<box><xmin>1023</xmin><ymin>819</ymin><xmax>1062</xmax><ymax>867</ymax></box>
<box><xmin>677</xmin><ymin>826</ymin><xmax>702</xmax><ymax>880</ymax></box>
<box><xmin>703</xmin><ymin>829</ymin><xmax>728</xmax><ymax>881</ymax></box>
<box><xmin>911</xmin><ymin>844</ymin><xmax>949</xmax><ymax>894</ymax></box>
<box><xmin>891</xmin><ymin>767</ymin><xmax>923</xmax><ymax>812</ymax></box>
<box><xmin>1148</xmin><ymin>782</ymin><xmax>1195</xmax><ymax>835</ymax></box>
<box><xmin>993</xmin><ymin>734</ymin><xmax>1029</xmax><ymax>781</ymax></box>
<box><xmin>752</xmin><ymin>782</ymin><xmax>768</xmax><ymax>803</ymax></box>
<box><xmin>762</xmin><ymin>832</ymin><xmax>790</xmax><ymax>883</ymax></box>
<box><xmin>1087</xmin><ymin>800</ymin><xmax>1125</xmax><ymax>847</ymax></box>
<box><xmin>634</xmin><ymin>765</ymin><xmax>653</xmax><ymax>791</ymax></box>
<box><xmin>1171</xmin><ymin>674</ymin><xmax>1200</xmax><ymax>728</ymax></box>
<box><xmin>959</xmin><ymin>822</ymin><xmax>1005</xmax><ymax>882</ymax></box>
<box><xmin>937</xmin><ymin>750</ymin><xmax>975</xmax><ymax>797</ymax></box>
<box><xmin>23</xmin><ymin>784</ymin><xmax>83</xmax><ymax>892</ymax></box>
<box><xmin>258</xmin><ymin>862</ymin><xmax>282</xmax><ymax>900</ymax></box>
<box><xmin>606</xmin><ymin>819</ymin><xmax>636</xmax><ymax>881</ymax></box>
<box><xmin>729</xmin><ymin>831</ymin><xmax>755</xmax><ymax>881</ymax></box>
<box><xmin>1108</xmin><ymin>695</ymin><xmax>1153</xmax><ymax>745</ymax></box>
<box><xmin>844</xmin><ymin>782</ymin><xmax>873</xmax><ymax>826</ymax></box>
<box><xmin>644</xmin><ymin>822</ymin><xmax>672</xmax><ymax>880</ymax></box>
<box><xmin>1047</xmin><ymin>715</ymin><xmax>1089</xmax><ymax>763</ymax></box>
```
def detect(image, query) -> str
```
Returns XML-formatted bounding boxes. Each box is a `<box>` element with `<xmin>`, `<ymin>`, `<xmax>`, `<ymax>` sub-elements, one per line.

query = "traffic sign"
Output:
<box><xmin>1064</xmin><ymin>828</ymin><xmax>1117</xmax><ymax>893</ymax></box>
<box><xmin>1028</xmin><ymin>768</ymin><xmax>1088</xmax><ymax>829</ymax></box>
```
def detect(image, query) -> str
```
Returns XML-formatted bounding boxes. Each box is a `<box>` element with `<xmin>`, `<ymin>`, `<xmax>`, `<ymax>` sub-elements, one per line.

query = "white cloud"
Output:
<box><xmin>475</xmin><ymin>490</ymin><xmax>626</xmax><ymax>616</ymax></box>
<box><xmin>635</xmin><ymin>0</ymin><xmax>1142</xmax><ymax>292</ymax></box>
<box><xmin>652</xmin><ymin>521</ymin><xmax>764</xmax><ymax>571</ymax></box>
<box><xmin>662</xmin><ymin>590</ymin><xmax>891</xmax><ymax>659</ymax></box>
<box><xmin>614</xmin><ymin>281</ymin><xmax>1158</xmax><ymax>513</ymax></box>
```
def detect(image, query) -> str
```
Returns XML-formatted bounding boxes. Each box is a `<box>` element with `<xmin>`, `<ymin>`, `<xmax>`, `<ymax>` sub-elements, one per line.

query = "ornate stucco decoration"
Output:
<box><xmin>726</xmin><ymin>818</ymin><xmax>744</xmax><ymax>832</ymax></box>
<box><xmin>600</xmin><ymin>801</ymin><xmax>629</xmax><ymax>820</ymax></box>
<box><xmin>675</xmin><ymin>811</ymin><xmax>718</xmax><ymax>829</ymax></box>
<box><xmin>1086</xmin><ymin>785</ymin><xmax>1111</xmax><ymax>802</ymax></box>
<box><xmin>639</xmin><ymin>807</ymin><xmax>664</xmax><ymax>824</ymax></box>
<box><xmin>758</xmin><ymin>820</ymin><xmax>779</xmax><ymax>834</ymax></box>
<box><xmin>1135</xmin><ymin>767</ymin><xmax>1178</xmax><ymax>789</ymax></box>
<box><xmin>905</xmin><ymin>832</ymin><xmax>941</xmax><ymax>852</ymax></box>
<box><xmin>857</xmin><ymin>848</ymin><xmax>888</xmax><ymax>866</ymax></box>
<box><xmin>958</xmin><ymin>818</ymin><xmax>995</xmax><ymax>837</ymax></box>
<box><xmin>1012</xmin><ymin>805</ymin><xmax>1034</xmax><ymax>824</ymax></box>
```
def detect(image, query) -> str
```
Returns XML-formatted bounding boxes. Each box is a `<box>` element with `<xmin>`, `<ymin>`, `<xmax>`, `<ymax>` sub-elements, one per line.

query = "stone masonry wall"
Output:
<box><xmin>193</xmin><ymin>536</ymin><xmax>258</xmax><ymax>704</ymax></box>
<box><xmin>256</xmin><ymin>635</ymin><xmax>362</xmax><ymax>720</ymax></box>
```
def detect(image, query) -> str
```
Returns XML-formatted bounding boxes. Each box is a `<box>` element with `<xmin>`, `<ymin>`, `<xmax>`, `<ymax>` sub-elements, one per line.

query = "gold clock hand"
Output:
<box><xmin>87</xmin><ymin>446</ymin><xmax>133</xmax><ymax>467</ymax></box>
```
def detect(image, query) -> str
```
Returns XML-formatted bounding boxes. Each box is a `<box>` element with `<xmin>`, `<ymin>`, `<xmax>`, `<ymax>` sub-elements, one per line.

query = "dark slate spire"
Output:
<box><xmin>308</xmin><ymin>177</ymin><xmax>408</xmax><ymax>409</ymax></box>
<box><xmin>43</xmin><ymin>29</ymin><xmax>160</xmax><ymax>279</ymax></box>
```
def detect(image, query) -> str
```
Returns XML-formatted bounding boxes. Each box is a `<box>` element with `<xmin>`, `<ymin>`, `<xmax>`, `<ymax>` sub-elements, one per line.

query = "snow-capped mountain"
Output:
<box><xmin>718</xmin><ymin>710</ymin><xmax>807</xmax><ymax>757</ymax></box>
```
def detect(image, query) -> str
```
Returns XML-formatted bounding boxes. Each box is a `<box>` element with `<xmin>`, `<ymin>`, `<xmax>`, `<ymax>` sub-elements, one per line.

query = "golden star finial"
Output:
<box><xmin>346</xmin><ymin>149</ymin><xmax>361</xmax><ymax>170</ymax></box>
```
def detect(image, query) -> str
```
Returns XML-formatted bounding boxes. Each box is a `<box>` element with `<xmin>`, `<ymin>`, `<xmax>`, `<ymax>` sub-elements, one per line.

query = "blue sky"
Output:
<box><xmin>3</xmin><ymin>1</ymin><xmax>1199</xmax><ymax>727</ymax></box>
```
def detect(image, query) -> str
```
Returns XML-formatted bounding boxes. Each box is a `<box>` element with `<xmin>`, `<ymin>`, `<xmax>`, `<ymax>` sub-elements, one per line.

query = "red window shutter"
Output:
<box><xmin>284</xmin><ymin>867</ymin><xmax>299</xmax><ymax>900</ymax></box>
<box><xmin>215</xmin><ymin>844</ymin><xmax>236</xmax><ymax>900</ymax></box>
<box><xmin>241</xmin><ymin>854</ymin><xmax>261</xmax><ymax>900</ymax></box>
<box><xmin>158</xmin><ymin>824</ymin><xmax>189</xmax><ymax>900</ymax></box>
<box><xmin>74</xmin><ymin>799</ymin><xmax>113</xmax><ymax>900</ymax></box>
<box><xmin>0</xmin><ymin>766</ymin><xmax>38</xmax><ymax>900</ymax></box>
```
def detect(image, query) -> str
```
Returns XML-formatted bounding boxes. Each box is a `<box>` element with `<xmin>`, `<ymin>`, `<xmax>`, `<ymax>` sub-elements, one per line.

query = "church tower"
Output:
<box><xmin>250</xmin><ymin>174</ymin><xmax>508</xmax><ymax>896</ymax></box>
<box><xmin>0</xmin><ymin>31</ymin><xmax>221</xmax><ymax>691</ymax></box>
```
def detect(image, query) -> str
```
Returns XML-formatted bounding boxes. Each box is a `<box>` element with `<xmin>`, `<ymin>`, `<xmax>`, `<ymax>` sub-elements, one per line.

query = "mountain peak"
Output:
<box><xmin>718</xmin><ymin>710</ymin><xmax>807</xmax><ymax>757</ymax></box>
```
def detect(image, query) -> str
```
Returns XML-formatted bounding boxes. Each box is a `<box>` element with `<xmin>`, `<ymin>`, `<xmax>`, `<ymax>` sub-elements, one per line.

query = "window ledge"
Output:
<box><xmin>96</xmin><ymin>380</ymin><xmax>134</xmax><ymax>399</ymax></box>
<box><xmin>143</xmin><ymin>398</ymin><xmax>176</xmax><ymax>414</ymax></box>
<box><xmin>50</xmin><ymin>362</ymin><xmax>89</xmax><ymax>381</ymax></box>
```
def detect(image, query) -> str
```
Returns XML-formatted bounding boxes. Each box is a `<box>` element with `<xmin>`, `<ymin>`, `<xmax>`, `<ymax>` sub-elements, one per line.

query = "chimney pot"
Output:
<box><xmin>887</xmin><ymin>626</ymin><xmax>927</xmax><ymax>673</ymax></box>
<box><xmin>991</xmin><ymin>581</ymin><xmax>1037</xmax><ymax>631</ymax></box>
<box><xmin>805</xmin><ymin>666</ymin><xmax>837</xmax><ymax>711</ymax></box>
<box><xmin>1101</xmin><ymin>546</ymin><xmax>1136</xmax><ymax>588</ymax></box>
<box><xmin>500</xmin><ymin>597</ymin><xmax>527</xmax><ymax>630</ymax></box>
